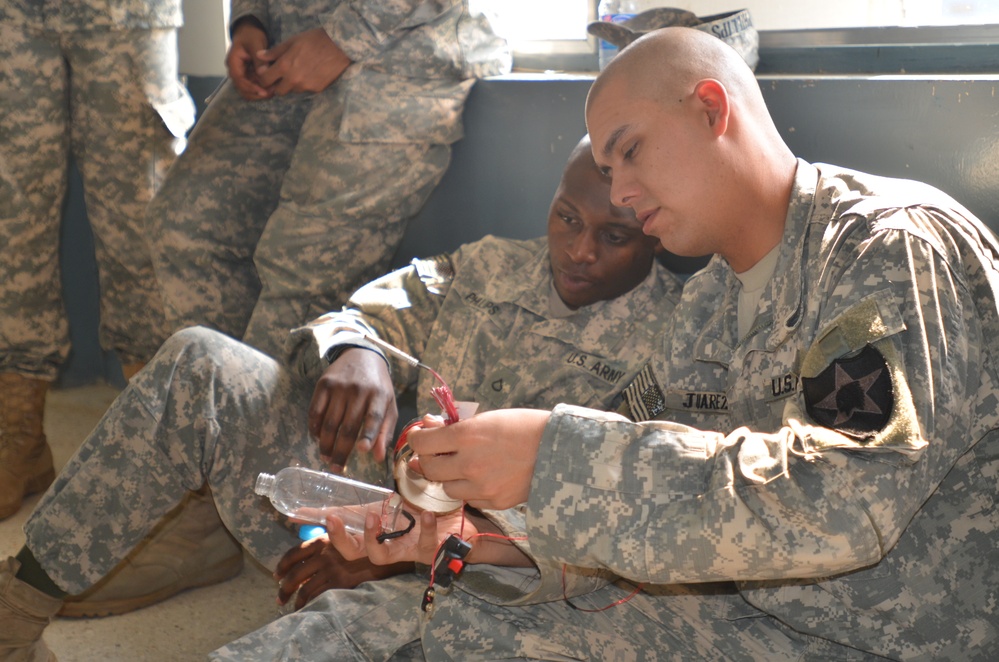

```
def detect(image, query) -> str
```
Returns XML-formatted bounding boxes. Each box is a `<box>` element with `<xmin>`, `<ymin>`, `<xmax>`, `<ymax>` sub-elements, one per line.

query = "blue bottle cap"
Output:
<box><xmin>298</xmin><ymin>524</ymin><xmax>326</xmax><ymax>541</ymax></box>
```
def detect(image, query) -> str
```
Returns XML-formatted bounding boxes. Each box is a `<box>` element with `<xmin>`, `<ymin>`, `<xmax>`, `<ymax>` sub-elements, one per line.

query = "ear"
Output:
<box><xmin>693</xmin><ymin>79</ymin><xmax>729</xmax><ymax>137</ymax></box>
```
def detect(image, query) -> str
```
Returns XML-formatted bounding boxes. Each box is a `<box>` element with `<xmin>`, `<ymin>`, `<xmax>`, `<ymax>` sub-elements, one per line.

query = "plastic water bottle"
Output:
<box><xmin>597</xmin><ymin>0</ymin><xmax>636</xmax><ymax>70</ymax></box>
<box><xmin>255</xmin><ymin>467</ymin><xmax>404</xmax><ymax>535</ymax></box>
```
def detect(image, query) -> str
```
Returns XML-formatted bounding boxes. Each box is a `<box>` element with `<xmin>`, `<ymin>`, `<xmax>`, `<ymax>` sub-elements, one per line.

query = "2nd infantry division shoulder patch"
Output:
<box><xmin>801</xmin><ymin>344</ymin><xmax>894</xmax><ymax>441</ymax></box>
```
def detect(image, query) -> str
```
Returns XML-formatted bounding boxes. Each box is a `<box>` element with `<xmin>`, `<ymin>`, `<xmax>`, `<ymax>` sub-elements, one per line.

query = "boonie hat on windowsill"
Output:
<box><xmin>587</xmin><ymin>8</ymin><xmax>758</xmax><ymax>70</ymax></box>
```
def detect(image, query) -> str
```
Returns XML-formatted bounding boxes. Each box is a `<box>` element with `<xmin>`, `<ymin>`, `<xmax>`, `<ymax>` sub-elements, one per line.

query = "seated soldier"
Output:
<box><xmin>1</xmin><ymin>135</ymin><xmax>682</xmax><ymax>661</ymax></box>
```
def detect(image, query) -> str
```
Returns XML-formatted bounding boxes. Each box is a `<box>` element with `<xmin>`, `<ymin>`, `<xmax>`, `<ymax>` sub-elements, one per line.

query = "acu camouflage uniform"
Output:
<box><xmin>147</xmin><ymin>0</ymin><xmax>511</xmax><ymax>360</ymax></box>
<box><xmin>23</xmin><ymin>234</ymin><xmax>681</xmax><ymax>659</ymax></box>
<box><xmin>0</xmin><ymin>0</ymin><xmax>194</xmax><ymax>376</ymax></box>
<box><xmin>414</xmin><ymin>160</ymin><xmax>999</xmax><ymax>661</ymax></box>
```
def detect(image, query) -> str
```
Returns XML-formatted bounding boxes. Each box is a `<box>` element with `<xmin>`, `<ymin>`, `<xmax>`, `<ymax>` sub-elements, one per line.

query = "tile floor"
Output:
<box><xmin>0</xmin><ymin>384</ymin><xmax>279</xmax><ymax>661</ymax></box>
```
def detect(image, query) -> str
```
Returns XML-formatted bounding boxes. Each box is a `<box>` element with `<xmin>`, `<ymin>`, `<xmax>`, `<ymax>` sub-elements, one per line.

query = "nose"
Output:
<box><xmin>566</xmin><ymin>229</ymin><xmax>598</xmax><ymax>264</ymax></box>
<box><xmin>609</xmin><ymin>172</ymin><xmax>639</xmax><ymax>208</ymax></box>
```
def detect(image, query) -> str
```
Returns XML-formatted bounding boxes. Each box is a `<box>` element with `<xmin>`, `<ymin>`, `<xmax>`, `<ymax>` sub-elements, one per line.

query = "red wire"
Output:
<box><xmin>412</xmin><ymin>366</ymin><xmax>640</xmax><ymax>614</ymax></box>
<box><xmin>560</xmin><ymin>564</ymin><xmax>646</xmax><ymax>612</ymax></box>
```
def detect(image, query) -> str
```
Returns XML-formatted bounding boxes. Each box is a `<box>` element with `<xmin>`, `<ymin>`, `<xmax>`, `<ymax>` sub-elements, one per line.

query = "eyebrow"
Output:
<box><xmin>602</xmin><ymin>125</ymin><xmax>630</xmax><ymax>159</ymax></box>
<box><xmin>554</xmin><ymin>196</ymin><xmax>580</xmax><ymax>214</ymax></box>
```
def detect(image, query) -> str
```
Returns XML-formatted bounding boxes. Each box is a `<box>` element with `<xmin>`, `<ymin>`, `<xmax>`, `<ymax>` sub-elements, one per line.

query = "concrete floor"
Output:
<box><xmin>0</xmin><ymin>384</ymin><xmax>279</xmax><ymax>661</ymax></box>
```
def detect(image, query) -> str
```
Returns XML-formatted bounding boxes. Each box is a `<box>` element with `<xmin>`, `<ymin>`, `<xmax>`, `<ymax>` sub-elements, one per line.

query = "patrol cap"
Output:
<box><xmin>588</xmin><ymin>8</ymin><xmax>759</xmax><ymax>70</ymax></box>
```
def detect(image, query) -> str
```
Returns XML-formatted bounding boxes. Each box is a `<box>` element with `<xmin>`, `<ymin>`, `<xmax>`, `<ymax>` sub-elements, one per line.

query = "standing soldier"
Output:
<box><xmin>147</xmin><ymin>0</ymin><xmax>512</xmax><ymax>360</ymax></box>
<box><xmin>0</xmin><ymin>0</ymin><xmax>194</xmax><ymax>520</ymax></box>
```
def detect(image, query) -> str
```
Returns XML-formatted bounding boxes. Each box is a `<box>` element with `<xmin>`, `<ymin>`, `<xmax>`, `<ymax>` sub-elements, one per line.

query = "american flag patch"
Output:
<box><xmin>622</xmin><ymin>363</ymin><xmax>666</xmax><ymax>421</ymax></box>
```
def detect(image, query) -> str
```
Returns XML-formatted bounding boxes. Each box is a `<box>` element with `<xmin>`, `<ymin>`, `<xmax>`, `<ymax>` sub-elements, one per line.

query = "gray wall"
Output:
<box><xmin>397</xmin><ymin>74</ymin><xmax>999</xmax><ymax>265</ymax></box>
<box><xmin>58</xmin><ymin>73</ymin><xmax>999</xmax><ymax>385</ymax></box>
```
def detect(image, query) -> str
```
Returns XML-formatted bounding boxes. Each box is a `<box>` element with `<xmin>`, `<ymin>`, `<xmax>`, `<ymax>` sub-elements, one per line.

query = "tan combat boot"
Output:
<box><xmin>58</xmin><ymin>487</ymin><xmax>244</xmax><ymax>617</ymax></box>
<box><xmin>0</xmin><ymin>557</ymin><xmax>61</xmax><ymax>662</ymax></box>
<box><xmin>0</xmin><ymin>374</ymin><xmax>55</xmax><ymax>521</ymax></box>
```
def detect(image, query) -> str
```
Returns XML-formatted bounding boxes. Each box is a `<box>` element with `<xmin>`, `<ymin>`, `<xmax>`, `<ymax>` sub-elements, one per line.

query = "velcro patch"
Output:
<box><xmin>801</xmin><ymin>344</ymin><xmax>893</xmax><ymax>440</ymax></box>
<box><xmin>622</xmin><ymin>363</ymin><xmax>666</xmax><ymax>421</ymax></box>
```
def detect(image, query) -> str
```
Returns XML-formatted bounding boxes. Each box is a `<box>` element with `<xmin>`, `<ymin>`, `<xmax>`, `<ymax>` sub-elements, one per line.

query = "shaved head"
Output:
<box><xmin>587</xmin><ymin>27</ymin><xmax>768</xmax><ymax>138</ymax></box>
<box><xmin>583</xmin><ymin>27</ymin><xmax>797</xmax><ymax>273</ymax></box>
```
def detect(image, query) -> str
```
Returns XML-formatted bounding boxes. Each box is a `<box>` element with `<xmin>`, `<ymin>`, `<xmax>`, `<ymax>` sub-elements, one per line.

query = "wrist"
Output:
<box><xmin>230</xmin><ymin>14</ymin><xmax>268</xmax><ymax>40</ymax></box>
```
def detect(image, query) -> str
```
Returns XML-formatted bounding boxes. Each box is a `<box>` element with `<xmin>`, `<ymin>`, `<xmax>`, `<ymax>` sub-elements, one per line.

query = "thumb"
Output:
<box><xmin>257</xmin><ymin>40</ymin><xmax>288</xmax><ymax>64</ymax></box>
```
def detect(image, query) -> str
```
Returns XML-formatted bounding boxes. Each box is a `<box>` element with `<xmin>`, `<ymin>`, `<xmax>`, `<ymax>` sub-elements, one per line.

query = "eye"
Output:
<box><xmin>623</xmin><ymin>142</ymin><xmax>638</xmax><ymax>162</ymax></box>
<box><xmin>603</xmin><ymin>232</ymin><xmax>628</xmax><ymax>246</ymax></box>
<box><xmin>559</xmin><ymin>213</ymin><xmax>579</xmax><ymax>226</ymax></box>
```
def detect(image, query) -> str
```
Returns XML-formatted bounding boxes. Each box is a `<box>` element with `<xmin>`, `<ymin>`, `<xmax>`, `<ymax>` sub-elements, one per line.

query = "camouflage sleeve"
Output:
<box><xmin>319</xmin><ymin>0</ymin><xmax>462</xmax><ymax>63</ymax></box>
<box><xmin>285</xmin><ymin>250</ymin><xmax>458</xmax><ymax>387</ymax></box>
<box><xmin>457</xmin><ymin>507</ymin><xmax>616</xmax><ymax>606</ymax></box>
<box><xmin>229</xmin><ymin>0</ymin><xmax>270</xmax><ymax>33</ymax></box>
<box><xmin>524</xmin><ymin>208</ymin><xmax>984</xmax><ymax>586</ymax></box>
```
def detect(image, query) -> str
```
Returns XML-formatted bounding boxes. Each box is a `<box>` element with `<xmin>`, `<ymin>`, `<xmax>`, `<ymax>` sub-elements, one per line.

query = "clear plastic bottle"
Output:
<box><xmin>255</xmin><ymin>467</ymin><xmax>404</xmax><ymax>535</ymax></box>
<box><xmin>596</xmin><ymin>0</ymin><xmax>636</xmax><ymax>70</ymax></box>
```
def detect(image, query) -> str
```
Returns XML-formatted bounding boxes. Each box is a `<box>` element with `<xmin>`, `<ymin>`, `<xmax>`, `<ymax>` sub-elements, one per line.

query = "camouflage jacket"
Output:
<box><xmin>2</xmin><ymin>0</ymin><xmax>182</xmax><ymax>29</ymax></box>
<box><xmin>289</xmin><ymin>235</ymin><xmax>681</xmax><ymax>415</ymax></box>
<box><xmin>525</xmin><ymin>161</ymin><xmax>999</xmax><ymax>659</ymax></box>
<box><xmin>288</xmin><ymin>235</ymin><xmax>684</xmax><ymax>604</ymax></box>
<box><xmin>231</xmin><ymin>0</ymin><xmax>511</xmax><ymax>144</ymax></box>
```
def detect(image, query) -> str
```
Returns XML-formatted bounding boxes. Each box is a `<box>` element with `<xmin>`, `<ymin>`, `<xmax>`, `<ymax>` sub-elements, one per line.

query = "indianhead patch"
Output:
<box><xmin>801</xmin><ymin>344</ymin><xmax>893</xmax><ymax>440</ymax></box>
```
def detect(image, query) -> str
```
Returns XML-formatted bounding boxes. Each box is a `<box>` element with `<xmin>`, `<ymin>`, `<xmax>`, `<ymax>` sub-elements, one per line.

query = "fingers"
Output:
<box><xmin>226</xmin><ymin>48</ymin><xmax>270</xmax><ymax>100</ymax></box>
<box><xmin>310</xmin><ymin>350</ymin><xmax>397</xmax><ymax>471</ymax></box>
<box><xmin>323</xmin><ymin>395</ymin><xmax>389</xmax><ymax>472</ymax></box>
<box><xmin>274</xmin><ymin>538</ymin><xmax>325</xmax><ymax>606</ymax></box>
<box><xmin>325</xmin><ymin>514</ymin><xmax>367</xmax><ymax>561</ymax></box>
<box><xmin>294</xmin><ymin>575</ymin><xmax>338</xmax><ymax>610</ymax></box>
<box><xmin>371</xmin><ymin>398</ymin><xmax>398</xmax><ymax>463</ymax></box>
<box><xmin>274</xmin><ymin>538</ymin><xmax>321</xmax><ymax>580</ymax></box>
<box><xmin>406</xmin><ymin>422</ymin><xmax>457</xmax><ymax>462</ymax></box>
<box><xmin>254</xmin><ymin>43</ymin><xmax>293</xmax><ymax>91</ymax></box>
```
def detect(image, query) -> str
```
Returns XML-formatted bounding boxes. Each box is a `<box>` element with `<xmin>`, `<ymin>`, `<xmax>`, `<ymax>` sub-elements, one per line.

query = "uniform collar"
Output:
<box><xmin>688</xmin><ymin>159</ymin><xmax>817</xmax><ymax>362</ymax></box>
<box><xmin>473</xmin><ymin>241</ymin><xmax>672</xmax><ymax>355</ymax></box>
<box><xmin>765</xmin><ymin>158</ymin><xmax>818</xmax><ymax>349</ymax></box>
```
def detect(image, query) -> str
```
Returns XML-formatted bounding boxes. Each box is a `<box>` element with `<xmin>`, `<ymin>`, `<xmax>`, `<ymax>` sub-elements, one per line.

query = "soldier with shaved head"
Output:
<box><xmin>328</xmin><ymin>27</ymin><xmax>999</xmax><ymax>659</ymax></box>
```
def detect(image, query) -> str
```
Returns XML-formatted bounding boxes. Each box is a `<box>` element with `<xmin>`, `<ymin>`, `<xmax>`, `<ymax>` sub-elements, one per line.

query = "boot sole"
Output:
<box><xmin>0</xmin><ymin>466</ymin><xmax>55</xmax><ymax>520</ymax></box>
<box><xmin>57</xmin><ymin>551</ymin><xmax>245</xmax><ymax>618</ymax></box>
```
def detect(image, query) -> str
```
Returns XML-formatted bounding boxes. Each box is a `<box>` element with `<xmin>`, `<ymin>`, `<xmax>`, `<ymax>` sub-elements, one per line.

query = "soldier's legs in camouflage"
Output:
<box><xmin>211</xmin><ymin>573</ymin><xmax>427</xmax><ymax>661</ymax></box>
<box><xmin>66</xmin><ymin>28</ymin><xmax>192</xmax><ymax>364</ymax></box>
<box><xmin>0</xmin><ymin>22</ymin><xmax>70</xmax><ymax>378</ymax></box>
<box><xmin>422</xmin><ymin>581</ymin><xmax>888</xmax><ymax>661</ymax></box>
<box><xmin>148</xmin><ymin>82</ymin><xmax>310</xmax><ymax>342</ymax></box>
<box><xmin>22</xmin><ymin>326</ymin><xmax>322</xmax><ymax>594</ymax></box>
<box><xmin>243</xmin><ymin>85</ymin><xmax>453</xmax><ymax>358</ymax></box>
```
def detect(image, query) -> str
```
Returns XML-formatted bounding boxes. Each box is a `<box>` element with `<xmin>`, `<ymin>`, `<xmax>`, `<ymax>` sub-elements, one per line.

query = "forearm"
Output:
<box><xmin>462</xmin><ymin>510</ymin><xmax>532</xmax><ymax>568</ymax></box>
<box><xmin>285</xmin><ymin>255</ymin><xmax>452</xmax><ymax>384</ymax></box>
<box><xmin>525</xmin><ymin>404</ymin><xmax>928</xmax><ymax>585</ymax></box>
<box><xmin>229</xmin><ymin>0</ymin><xmax>270</xmax><ymax>34</ymax></box>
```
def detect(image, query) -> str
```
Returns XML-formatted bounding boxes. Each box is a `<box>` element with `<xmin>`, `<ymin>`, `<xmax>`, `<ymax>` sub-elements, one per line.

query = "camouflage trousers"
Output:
<box><xmin>147</xmin><ymin>79</ymin><xmax>455</xmax><ymax>360</ymax></box>
<box><xmin>213</xmin><ymin>566</ymin><xmax>892</xmax><ymax>660</ymax></box>
<box><xmin>0</xmin><ymin>22</ymin><xmax>192</xmax><ymax>377</ymax></box>
<box><xmin>212</xmin><ymin>573</ymin><xmax>427</xmax><ymax>661</ymax></box>
<box><xmin>22</xmin><ymin>326</ymin><xmax>393</xmax><ymax>592</ymax></box>
<box><xmin>412</xmin><ymin>581</ymin><xmax>892</xmax><ymax>661</ymax></box>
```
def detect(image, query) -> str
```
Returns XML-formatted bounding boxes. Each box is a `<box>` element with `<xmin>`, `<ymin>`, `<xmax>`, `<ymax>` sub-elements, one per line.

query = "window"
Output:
<box><xmin>479</xmin><ymin>0</ymin><xmax>999</xmax><ymax>73</ymax></box>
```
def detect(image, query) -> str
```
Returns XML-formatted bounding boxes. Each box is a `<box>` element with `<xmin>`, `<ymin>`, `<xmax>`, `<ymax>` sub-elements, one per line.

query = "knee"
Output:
<box><xmin>155</xmin><ymin>326</ymin><xmax>244</xmax><ymax>367</ymax></box>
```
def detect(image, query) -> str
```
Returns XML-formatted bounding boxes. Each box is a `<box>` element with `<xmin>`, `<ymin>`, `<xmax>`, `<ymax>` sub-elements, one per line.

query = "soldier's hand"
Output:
<box><xmin>226</xmin><ymin>21</ymin><xmax>271</xmax><ymax>100</ymax></box>
<box><xmin>408</xmin><ymin>409</ymin><xmax>550</xmax><ymax>511</ymax></box>
<box><xmin>255</xmin><ymin>28</ymin><xmax>352</xmax><ymax>96</ymax></box>
<box><xmin>274</xmin><ymin>535</ymin><xmax>410</xmax><ymax>609</ymax></box>
<box><xmin>309</xmin><ymin>348</ymin><xmax>397</xmax><ymax>473</ymax></box>
<box><xmin>327</xmin><ymin>509</ymin><xmax>462</xmax><ymax>567</ymax></box>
